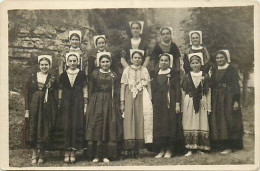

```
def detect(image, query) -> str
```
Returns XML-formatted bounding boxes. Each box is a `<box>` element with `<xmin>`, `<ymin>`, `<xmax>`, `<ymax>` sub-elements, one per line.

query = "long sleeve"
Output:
<box><xmin>120</xmin><ymin>84</ymin><xmax>126</xmax><ymax>101</ymax></box>
<box><xmin>206</xmin><ymin>88</ymin><xmax>211</xmax><ymax>112</ymax></box>
<box><xmin>202</xmin><ymin>47</ymin><xmax>212</xmax><ymax>73</ymax></box>
<box><xmin>83</xmin><ymin>75</ymin><xmax>88</xmax><ymax>99</ymax></box>
<box><xmin>172</xmin><ymin>43</ymin><xmax>181</xmax><ymax>71</ymax></box>
<box><xmin>170</xmin><ymin>70</ymin><xmax>181</xmax><ymax>103</ymax></box>
<box><xmin>183</xmin><ymin>50</ymin><xmax>191</xmax><ymax>74</ymax></box>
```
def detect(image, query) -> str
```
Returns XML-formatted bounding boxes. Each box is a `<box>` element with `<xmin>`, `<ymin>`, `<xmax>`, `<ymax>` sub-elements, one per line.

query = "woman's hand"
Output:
<box><xmin>233</xmin><ymin>101</ymin><xmax>239</xmax><ymax>110</ymax></box>
<box><xmin>25</xmin><ymin>110</ymin><xmax>29</xmax><ymax>118</ymax></box>
<box><xmin>175</xmin><ymin>102</ymin><xmax>180</xmax><ymax>113</ymax></box>
<box><xmin>84</xmin><ymin>98</ymin><xmax>88</xmax><ymax>104</ymax></box>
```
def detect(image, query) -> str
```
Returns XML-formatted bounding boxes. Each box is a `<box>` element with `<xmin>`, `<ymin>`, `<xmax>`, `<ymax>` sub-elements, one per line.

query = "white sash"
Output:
<box><xmin>142</xmin><ymin>87</ymin><xmax>153</xmax><ymax>143</ymax></box>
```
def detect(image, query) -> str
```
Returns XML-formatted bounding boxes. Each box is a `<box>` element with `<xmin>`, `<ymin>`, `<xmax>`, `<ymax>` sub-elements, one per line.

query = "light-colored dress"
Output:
<box><xmin>121</xmin><ymin>65</ymin><xmax>153</xmax><ymax>150</ymax></box>
<box><xmin>181</xmin><ymin>71</ymin><xmax>211</xmax><ymax>150</ymax></box>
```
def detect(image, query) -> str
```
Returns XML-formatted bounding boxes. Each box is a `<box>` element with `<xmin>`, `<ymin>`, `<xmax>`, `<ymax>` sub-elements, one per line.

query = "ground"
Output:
<box><xmin>9</xmin><ymin>93</ymin><xmax>255</xmax><ymax>167</ymax></box>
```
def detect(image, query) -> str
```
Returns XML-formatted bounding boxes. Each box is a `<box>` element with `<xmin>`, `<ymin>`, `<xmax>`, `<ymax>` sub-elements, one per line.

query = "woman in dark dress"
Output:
<box><xmin>120</xmin><ymin>21</ymin><xmax>150</xmax><ymax>69</ymax></box>
<box><xmin>209</xmin><ymin>50</ymin><xmax>244</xmax><ymax>154</ymax></box>
<box><xmin>55</xmin><ymin>52</ymin><xmax>88</xmax><ymax>163</ymax></box>
<box><xmin>88</xmin><ymin>35</ymin><xmax>107</xmax><ymax>75</ymax></box>
<box><xmin>24</xmin><ymin>55</ymin><xmax>57</xmax><ymax>164</ymax></box>
<box><xmin>151</xmin><ymin>27</ymin><xmax>181</xmax><ymax>78</ymax></box>
<box><xmin>152</xmin><ymin>53</ymin><xmax>184</xmax><ymax>158</ymax></box>
<box><xmin>183</xmin><ymin>31</ymin><xmax>212</xmax><ymax>74</ymax></box>
<box><xmin>58</xmin><ymin>30</ymin><xmax>88</xmax><ymax>76</ymax></box>
<box><xmin>85</xmin><ymin>53</ymin><xmax>123</xmax><ymax>163</ymax></box>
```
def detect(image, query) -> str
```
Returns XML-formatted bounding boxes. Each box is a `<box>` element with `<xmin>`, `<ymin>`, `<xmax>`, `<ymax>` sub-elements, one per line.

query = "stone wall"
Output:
<box><xmin>8</xmin><ymin>10</ymin><xmax>95</xmax><ymax>65</ymax></box>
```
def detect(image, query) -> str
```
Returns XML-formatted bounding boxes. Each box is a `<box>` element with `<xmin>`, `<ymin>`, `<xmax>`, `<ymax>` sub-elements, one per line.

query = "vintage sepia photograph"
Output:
<box><xmin>1</xmin><ymin>0</ymin><xmax>259</xmax><ymax>170</ymax></box>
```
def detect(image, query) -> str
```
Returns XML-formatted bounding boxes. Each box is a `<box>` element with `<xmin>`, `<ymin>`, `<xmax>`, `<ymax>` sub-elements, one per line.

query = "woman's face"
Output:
<box><xmin>131</xmin><ymin>23</ymin><xmax>141</xmax><ymax>37</ymax></box>
<box><xmin>96</xmin><ymin>38</ymin><xmax>106</xmax><ymax>51</ymax></box>
<box><xmin>132</xmin><ymin>53</ymin><xmax>143</xmax><ymax>67</ymax></box>
<box><xmin>161</xmin><ymin>29</ymin><xmax>171</xmax><ymax>43</ymax></box>
<box><xmin>216</xmin><ymin>53</ymin><xmax>227</xmax><ymax>66</ymax></box>
<box><xmin>190</xmin><ymin>58</ymin><xmax>201</xmax><ymax>72</ymax></box>
<box><xmin>39</xmin><ymin>60</ymin><xmax>50</xmax><ymax>74</ymax></box>
<box><xmin>70</xmin><ymin>35</ymin><xmax>80</xmax><ymax>48</ymax></box>
<box><xmin>100</xmin><ymin>57</ymin><xmax>111</xmax><ymax>71</ymax></box>
<box><xmin>191</xmin><ymin>33</ymin><xmax>200</xmax><ymax>46</ymax></box>
<box><xmin>159</xmin><ymin>55</ymin><xmax>170</xmax><ymax>70</ymax></box>
<box><xmin>67</xmin><ymin>56</ymin><xmax>78</xmax><ymax>70</ymax></box>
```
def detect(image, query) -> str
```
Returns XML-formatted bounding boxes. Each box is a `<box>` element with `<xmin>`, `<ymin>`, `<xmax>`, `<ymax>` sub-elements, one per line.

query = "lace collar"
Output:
<box><xmin>130</xmin><ymin>65</ymin><xmax>142</xmax><ymax>71</ymax></box>
<box><xmin>191</xmin><ymin>45</ymin><xmax>203</xmax><ymax>50</ymax></box>
<box><xmin>218</xmin><ymin>63</ymin><xmax>229</xmax><ymax>70</ymax></box>
<box><xmin>99</xmin><ymin>68</ymin><xmax>111</xmax><ymax>74</ymax></box>
<box><xmin>161</xmin><ymin>41</ymin><xmax>171</xmax><ymax>46</ymax></box>
<box><xmin>158</xmin><ymin>68</ymin><xmax>171</xmax><ymax>75</ymax></box>
<box><xmin>66</xmin><ymin>68</ymin><xmax>79</xmax><ymax>75</ymax></box>
<box><xmin>97</xmin><ymin>50</ymin><xmax>106</xmax><ymax>53</ymax></box>
<box><xmin>190</xmin><ymin>71</ymin><xmax>202</xmax><ymax>77</ymax></box>
<box><xmin>70</xmin><ymin>47</ymin><xmax>80</xmax><ymax>51</ymax></box>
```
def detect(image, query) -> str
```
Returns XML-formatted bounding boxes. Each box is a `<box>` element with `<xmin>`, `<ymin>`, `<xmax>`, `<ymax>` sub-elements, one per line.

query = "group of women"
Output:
<box><xmin>24</xmin><ymin>21</ymin><xmax>244</xmax><ymax>165</ymax></box>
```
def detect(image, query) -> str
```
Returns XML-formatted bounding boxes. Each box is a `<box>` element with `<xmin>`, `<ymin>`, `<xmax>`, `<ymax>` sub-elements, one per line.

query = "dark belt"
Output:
<box><xmin>214</xmin><ymin>83</ymin><xmax>227</xmax><ymax>89</ymax></box>
<box><xmin>94</xmin><ymin>90</ymin><xmax>111</xmax><ymax>93</ymax></box>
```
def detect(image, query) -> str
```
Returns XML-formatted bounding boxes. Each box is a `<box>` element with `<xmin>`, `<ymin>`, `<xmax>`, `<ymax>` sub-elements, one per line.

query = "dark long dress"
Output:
<box><xmin>24</xmin><ymin>73</ymin><xmax>57</xmax><ymax>149</ymax></box>
<box><xmin>151</xmin><ymin>42</ymin><xmax>181</xmax><ymax>78</ymax></box>
<box><xmin>53</xmin><ymin>70</ymin><xmax>86</xmax><ymax>150</ymax></box>
<box><xmin>209</xmin><ymin>65</ymin><xmax>244</xmax><ymax>150</ymax></box>
<box><xmin>85</xmin><ymin>69</ymin><xmax>123</xmax><ymax>158</ymax></box>
<box><xmin>183</xmin><ymin>46</ymin><xmax>212</xmax><ymax>74</ymax></box>
<box><xmin>151</xmin><ymin>68</ymin><xmax>185</xmax><ymax>153</ymax></box>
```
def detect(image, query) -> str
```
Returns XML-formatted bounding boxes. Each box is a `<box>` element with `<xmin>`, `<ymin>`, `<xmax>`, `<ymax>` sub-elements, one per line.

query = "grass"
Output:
<box><xmin>8</xmin><ymin>92</ymin><xmax>255</xmax><ymax>167</ymax></box>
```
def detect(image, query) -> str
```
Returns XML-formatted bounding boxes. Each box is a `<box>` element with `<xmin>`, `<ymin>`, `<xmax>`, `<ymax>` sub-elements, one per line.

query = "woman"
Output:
<box><xmin>24</xmin><ymin>55</ymin><xmax>57</xmax><ymax>164</ymax></box>
<box><xmin>59</xmin><ymin>30</ymin><xmax>88</xmax><ymax>76</ymax></box>
<box><xmin>85</xmin><ymin>52</ymin><xmax>123</xmax><ymax>163</ymax></box>
<box><xmin>88</xmin><ymin>35</ymin><xmax>107</xmax><ymax>75</ymax></box>
<box><xmin>209</xmin><ymin>50</ymin><xmax>243</xmax><ymax>154</ymax></box>
<box><xmin>55</xmin><ymin>52</ymin><xmax>88</xmax><ymax>163</ymax></box>
<box><xmin>120</xmin><ymin>49</ymin><xmax>153</xmax><ymax>158</ymax></box>
<box><xmin>151</xmin><ymin>27</ymin><xmax>181</xmax><ymax>78</ymax></box>
<box><xmin>152</xmin><ymin>53</ymin><xmax>184</xmax><ymax>158</ymax></box>
<box><xmin>120</xmin><ymin>21</ymin><xmax>150</xmax><ymax>69</ymax></box>
<box><xmin>183</xmin><ymin>31</ymin><xmax>212</xmax><ymax>74</ymax></box>
<box><xmin>181</xmin><ymin>53</ymin><xmax>211</xmax><ymax>156</ymax></box>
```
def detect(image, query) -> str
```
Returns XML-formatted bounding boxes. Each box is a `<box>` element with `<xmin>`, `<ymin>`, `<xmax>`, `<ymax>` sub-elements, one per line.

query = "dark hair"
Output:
<box><xmin>131</xmin><ymin>51</ymin><xmax>144</xmax><ymax>62</ymax></box>
<box><xmin>130</xmin><ymin>21</ymin><xmax>142</xmax><ymax>30</ymax></box>
<box><xmin>160</xmin><ymin>27</ymin><xmax>171</xmax><ymax>35</ymax></box>
<box><xmin>190</xmin><ymin>55</ymin><xmax>202</xmax><ymax>64</ymax></box>
<box><xmin>99</xmin><ymin>55</ymin><xmax>112</xmax><ymax>63</ymax></box>
<box><xmin>39</xmin><ymin>57</ymin><xmax>51</xmax><ymax>65</ymax></box>
<box><xmin>95</xmin><ymin>37</ymin><xmax>106</xmax><ymax>46</ymax></box>
<box><xmin>69</xmin><ymin>33</ymin><xmax>80</xmax><ymax>41</ymax></box>
<box><xmin>67</xmin><ymin>54</ymin><xmax>78</xmax><ymax>62</ymax></box>
<box><xmin>159</xmin><ymin>53</ymin><xmax>171</xmax><ymax>61</ymax></box>
<box><xmin>215</xmin><ymin>50</ymin><xmax>228</xmax><ymax>61</ymax></box>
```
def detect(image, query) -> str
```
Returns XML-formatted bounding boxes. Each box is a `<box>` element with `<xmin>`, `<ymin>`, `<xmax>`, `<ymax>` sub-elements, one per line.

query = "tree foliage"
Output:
<box><xmin>181</xmin><ymin>6</ymin><xmax>254</xmax><ymax>73</ymax></box>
